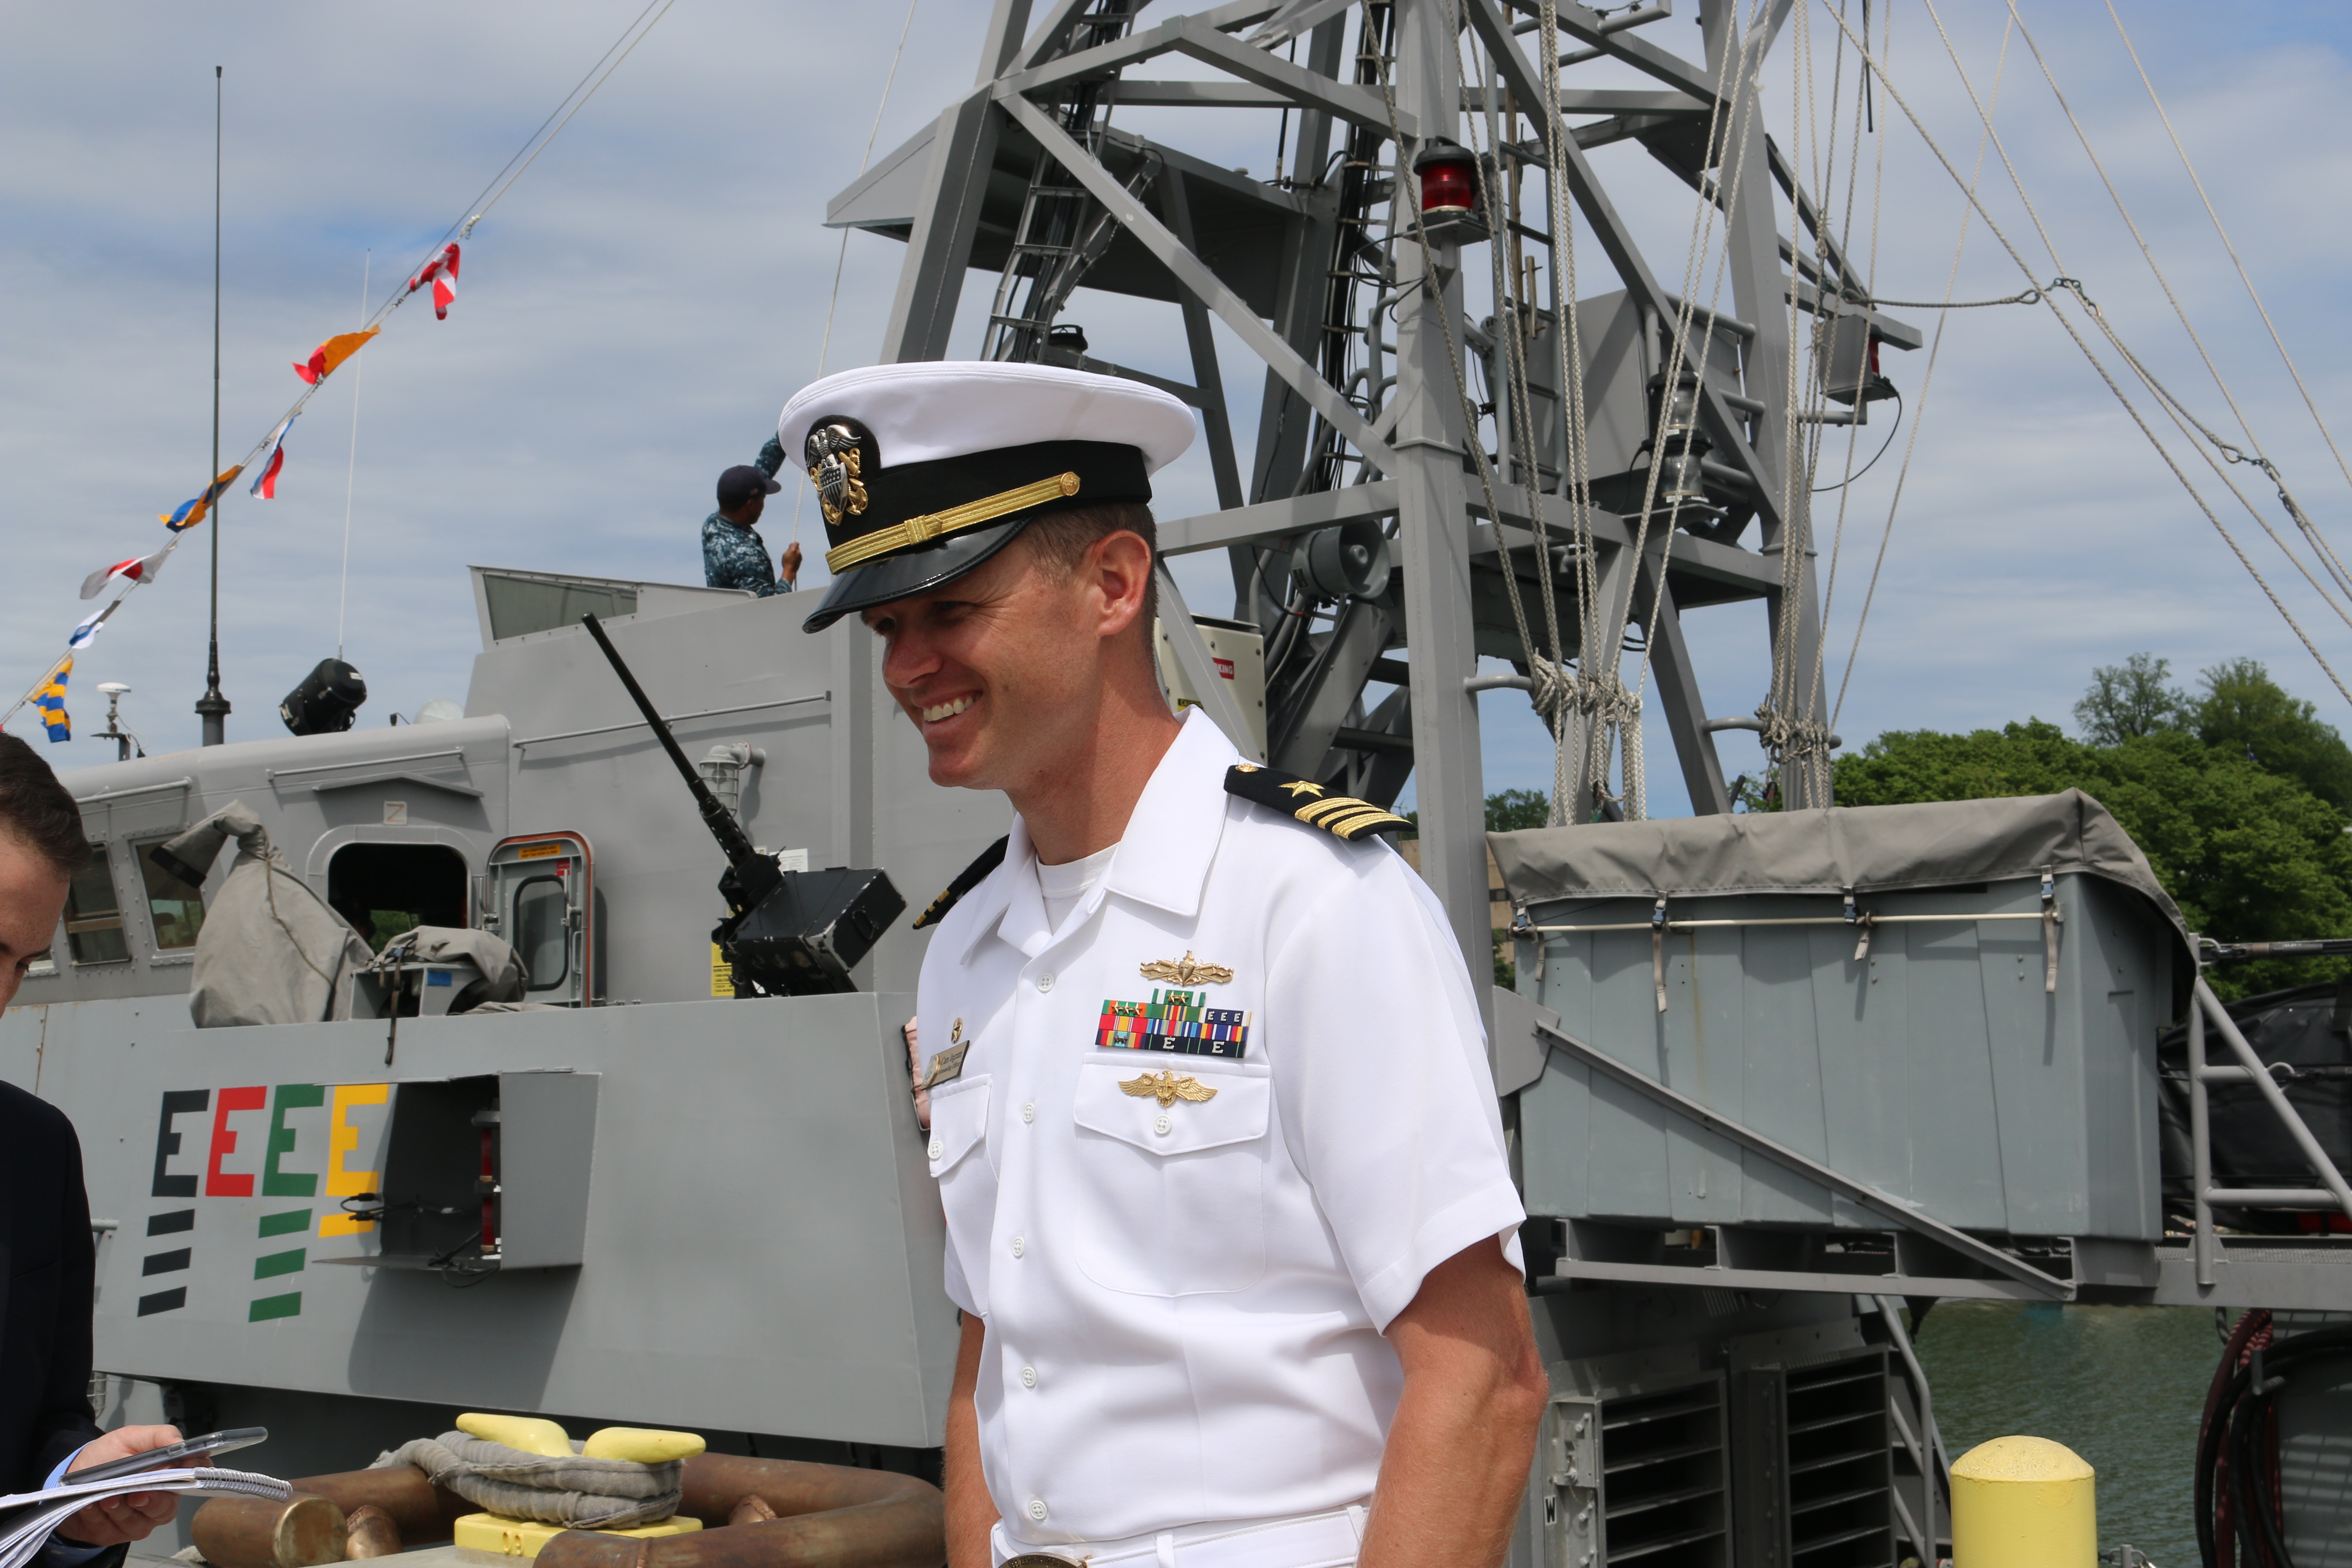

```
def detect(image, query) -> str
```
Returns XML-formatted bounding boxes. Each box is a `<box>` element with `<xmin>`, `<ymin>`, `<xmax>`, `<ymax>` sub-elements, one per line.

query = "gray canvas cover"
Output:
<box><xmin>373</xmin><ymin>1433</ymin><xmax>682</xmax><ymax>1528</ymax></box>
<box><xmin>1490</xmin><ymin>788</ymin><xmax>2192</xmax><ymax>956</ymax></box>
<box><xmin>158</xmin><ymin>801</ymin><xmax>375</xmax><ymax>1027</ymax></box>
<box><xmin>366</xmin><ymin>925</ymin><xmax>527</xmax><ymax>1011</ymax></box>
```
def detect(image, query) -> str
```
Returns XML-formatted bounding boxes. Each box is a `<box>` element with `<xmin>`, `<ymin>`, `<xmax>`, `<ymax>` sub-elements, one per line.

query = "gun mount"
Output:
<box><xmin>579</xmin><ymin>612</ymin><xmax>904</xmax><ymax>995</ymax></box>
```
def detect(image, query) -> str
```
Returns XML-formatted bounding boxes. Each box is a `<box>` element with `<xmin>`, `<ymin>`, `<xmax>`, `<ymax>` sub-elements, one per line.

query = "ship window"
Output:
<box><xmin>512</xmin><ymin>877</ymin><xmax>569</xmax><ymax>990</ymax></box>
<box><xmin>63</xmin><ymin>847</ymin><xmax>129</xmax><ymax>965</ymax></box>
<box><xmin>135</xmin><ymin>839</ymin><xmax>208</xmax><ymax>950</ymax></box>
<box><xmin>328</xmin><ymin>842</ymin><xmax>469</xmax><ymax>952</ymax></box>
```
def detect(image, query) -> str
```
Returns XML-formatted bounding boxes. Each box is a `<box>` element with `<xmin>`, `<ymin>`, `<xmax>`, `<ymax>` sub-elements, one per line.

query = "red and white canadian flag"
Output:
<box><xmin>407</xmin><ymin>243</ymin><xmax>460</xmax><ymax>320</ymax></box>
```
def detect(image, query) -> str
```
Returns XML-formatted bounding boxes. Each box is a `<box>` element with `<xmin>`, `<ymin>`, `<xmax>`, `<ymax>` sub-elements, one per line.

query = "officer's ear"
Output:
<box><xmin>1085</xmin><ymin>528</ymin><xmax>1157</xmax><ymax>648</ymax></box>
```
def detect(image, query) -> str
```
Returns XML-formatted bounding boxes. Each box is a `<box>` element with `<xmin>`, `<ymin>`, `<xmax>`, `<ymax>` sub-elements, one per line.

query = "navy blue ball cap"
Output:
<box><xmin>717</xmin><ymin>464</ymin><xmax>783</xmax><ymax>509</ymax></box>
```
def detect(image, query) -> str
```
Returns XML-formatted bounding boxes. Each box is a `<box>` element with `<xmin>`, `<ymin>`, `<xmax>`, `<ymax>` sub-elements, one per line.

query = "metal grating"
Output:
<box><xmin>1730</xmin><ymin>1348</ymin><xmax>1898</xmax><ymax>1568</ymax></box>
<box><xmin>1783</xmin><ymin>1355</ymin><xmax>1894</xmax><ymax>1567</ymax></box>
<box><xmin>1564</xmin><ymin>1377</ymin><xmax>1733</xmax><ymax>1568</ymax></box>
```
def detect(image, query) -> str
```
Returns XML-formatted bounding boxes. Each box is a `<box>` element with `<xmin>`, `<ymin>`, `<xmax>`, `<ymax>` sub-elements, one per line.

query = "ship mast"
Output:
<box><xmin>842</xmin><ymin>0</ymin><xmax>1910</xmax><ymax>994</ymax></box>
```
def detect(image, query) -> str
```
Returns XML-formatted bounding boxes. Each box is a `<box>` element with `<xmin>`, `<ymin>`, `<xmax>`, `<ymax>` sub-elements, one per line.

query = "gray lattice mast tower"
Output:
<box><xmin>833</xmin><ymin>0</ymin><xmax>1914</xmax><ymax>993</ymax></box>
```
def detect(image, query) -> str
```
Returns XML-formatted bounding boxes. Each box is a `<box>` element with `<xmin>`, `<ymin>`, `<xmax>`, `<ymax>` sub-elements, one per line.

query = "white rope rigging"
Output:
<box><xmin>2002</xmin><ymin>0</ymin><xmax>2352</xmax><ymax>613</ymax></box>
<box><xmin>1600</xmin><ymin>6</ymin><xmax>1776</xmax><ymax>817</ymax></box>
<box><xmin>2102</xmin><ymin>0</ymin><xmax>2352</xmax><ymax>512</ymax></box>
<box><xmin>1831</xmin><ymin>12</ymin><xmax>2015</xmax><ymax>732</ymax></box>
<box><xmin>1452</xmin><ymin>0</ymin><xmax>1774</xmax><ymax>821</ymax></box>
<box><xmin>1799</xmin><ymin>0</ymin><xmax>1893</xmax><ymax>769</ymax></box>
<box><xmin>1535</xmin><ymin>0</ymin><xmax>1592</xmax><ymax>824</ymax></box>
<box><xmin>1907</xmin><ymin>0</ymin><xmax>2352</xmax><ymax>648</ymax></box>
<box><xmin>1818</xmin><ymin>0</ymin><xmax>2352</xmax><ymax>713</ymax></box>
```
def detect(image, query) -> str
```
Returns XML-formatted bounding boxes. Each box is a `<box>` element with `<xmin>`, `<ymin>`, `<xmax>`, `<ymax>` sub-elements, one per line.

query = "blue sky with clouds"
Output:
<box><xmin>6</xmin><ymin>2</ymin><xmax>2351</xmax><ymax>819</ymax></box>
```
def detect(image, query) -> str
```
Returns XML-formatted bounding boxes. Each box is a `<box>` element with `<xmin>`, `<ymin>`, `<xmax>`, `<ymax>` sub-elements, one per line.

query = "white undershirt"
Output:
<box><xmin>1035</xmin><ymin>843</ymin><xmax>1118</xmax><ymax>933</ymax></box>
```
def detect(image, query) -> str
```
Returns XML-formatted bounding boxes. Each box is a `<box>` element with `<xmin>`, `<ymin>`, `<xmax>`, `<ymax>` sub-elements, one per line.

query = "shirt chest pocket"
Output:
<box><xmin>926</xmin><ymin>1076</ymin><xmax>998</xmax><ymax>1297</ymax></box>
<box><xmin>1069</xmin><ymin>1058</ymin><xmax>1271</xmax><ymax>1297</ymax></box>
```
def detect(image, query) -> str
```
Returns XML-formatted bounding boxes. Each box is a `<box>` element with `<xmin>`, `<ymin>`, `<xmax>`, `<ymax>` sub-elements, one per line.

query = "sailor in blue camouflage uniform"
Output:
<box><xmin>701</xmin><ymin>437</ymin><xmax>802</xmax><ymax>596</ymax></box>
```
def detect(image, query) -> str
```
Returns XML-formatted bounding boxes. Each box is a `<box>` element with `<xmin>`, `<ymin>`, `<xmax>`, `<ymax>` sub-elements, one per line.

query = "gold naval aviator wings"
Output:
<box><xmin>1223</xmin><ymin>763</ymin><xmax>1413</xmax><ymax>842</ymax></box>
<box><xmin>1120</xmin><ymin>1069</ymin><xmax>1219</xmax><ymax>1107</ymax></box>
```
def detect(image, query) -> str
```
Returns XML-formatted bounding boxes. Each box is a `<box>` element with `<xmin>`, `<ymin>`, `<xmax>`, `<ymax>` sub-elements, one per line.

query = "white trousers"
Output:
<box><xmin>991</xmin><ymin>1503</ymin><xmax>1368</xmax><ymax>1568</ymax></box>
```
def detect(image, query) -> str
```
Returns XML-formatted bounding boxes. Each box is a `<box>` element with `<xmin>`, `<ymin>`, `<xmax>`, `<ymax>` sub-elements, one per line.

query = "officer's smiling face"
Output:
<box><xmin>862</xmin><ymin>531</ymin><xmax>1152</xmax><ymax>800</ymax></box>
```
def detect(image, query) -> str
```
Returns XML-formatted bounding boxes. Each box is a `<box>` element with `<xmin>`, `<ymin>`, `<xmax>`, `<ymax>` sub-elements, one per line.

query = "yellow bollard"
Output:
<box><xmin>1951</xmin><ymin>1436</ymin><xmax>2097</xmax><ymax>1568</ymax></box>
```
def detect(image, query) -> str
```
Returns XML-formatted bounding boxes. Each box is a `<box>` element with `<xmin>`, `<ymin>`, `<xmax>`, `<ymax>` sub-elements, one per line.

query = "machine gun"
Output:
<box><xmin>580</xmin><ymin>613</ymin><xmax>904</xmax><ymax>995</ymax></box>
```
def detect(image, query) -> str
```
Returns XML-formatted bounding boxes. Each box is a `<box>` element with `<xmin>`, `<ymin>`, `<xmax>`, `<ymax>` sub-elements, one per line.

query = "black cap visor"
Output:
<box><xmin>800</xmin><ymin>517</ymin><xmax>1034</xmax><ymax>633</ymax></box>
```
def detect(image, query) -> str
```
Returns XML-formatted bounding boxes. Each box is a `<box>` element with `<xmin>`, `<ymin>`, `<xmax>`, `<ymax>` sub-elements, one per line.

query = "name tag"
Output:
<box><xmin>921</xmin><ymin>1041</ymin><xmax>970</xmax><ymax>1088</ymax></box>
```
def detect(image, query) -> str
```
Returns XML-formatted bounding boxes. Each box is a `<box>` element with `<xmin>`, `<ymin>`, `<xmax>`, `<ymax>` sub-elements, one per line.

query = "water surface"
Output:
<box><xmin>1912</xmin><ymin>1301</ymin><xmax>2219</xmax><ymax>1566</ymax></box>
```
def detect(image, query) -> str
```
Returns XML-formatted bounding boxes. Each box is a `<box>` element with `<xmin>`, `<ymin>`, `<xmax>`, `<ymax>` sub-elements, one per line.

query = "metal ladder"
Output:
<box><xmin>982</xmin><ymin>0</ymin><xmax>1152</xmax><ymax>361</ymax></box>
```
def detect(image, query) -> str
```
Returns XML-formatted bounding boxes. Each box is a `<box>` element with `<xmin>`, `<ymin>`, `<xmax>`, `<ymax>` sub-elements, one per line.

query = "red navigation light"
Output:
<box><xmin>1415</xmin><ymin>144</ymin><xmax>1478</xmax><ymax>214</ymax></box>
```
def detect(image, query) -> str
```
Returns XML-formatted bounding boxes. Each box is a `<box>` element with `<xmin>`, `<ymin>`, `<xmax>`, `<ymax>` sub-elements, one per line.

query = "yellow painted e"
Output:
<box><xmin>319</xmin><ymin>1082</ymin><xmax>391</xmax><ymax>1236</ymax></box>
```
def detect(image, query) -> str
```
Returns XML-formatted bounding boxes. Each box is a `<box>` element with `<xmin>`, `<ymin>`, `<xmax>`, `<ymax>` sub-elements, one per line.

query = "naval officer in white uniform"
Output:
<box><xmin>790</xmin><ymin>361</ymin><xmax>1545</xmax><ymax>1568</ymax></box>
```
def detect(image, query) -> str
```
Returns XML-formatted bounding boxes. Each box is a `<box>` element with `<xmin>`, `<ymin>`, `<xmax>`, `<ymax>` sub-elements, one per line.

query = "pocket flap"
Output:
<box><xmin>1074</xmin><ymin>1060</ymin><xmax>1269</xmax><ymax>1155</ymax></box>
<box><xmin>926</xmin><ymin>1075</ymin><xmax>991</xmax><ymax>1175</ymax></box>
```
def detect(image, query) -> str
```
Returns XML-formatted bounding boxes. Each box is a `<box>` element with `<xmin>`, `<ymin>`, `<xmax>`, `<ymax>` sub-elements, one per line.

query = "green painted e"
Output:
<box><xmin>261</xmin><ymin>1084</ymin><xmax>326</xmax><ymax>1198</ymax></box>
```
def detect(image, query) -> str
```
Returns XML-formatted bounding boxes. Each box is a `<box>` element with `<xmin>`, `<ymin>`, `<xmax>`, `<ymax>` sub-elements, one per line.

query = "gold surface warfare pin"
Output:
<box><xmin>1138</xmin><ymin>950</ymin><xmax>1235</xmax><ymax>986</ymax></box>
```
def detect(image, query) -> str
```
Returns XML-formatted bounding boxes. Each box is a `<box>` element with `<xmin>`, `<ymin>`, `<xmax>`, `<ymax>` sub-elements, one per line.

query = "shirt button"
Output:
<box><xmin>1011</xmin><ymin>1234</ymin><xmax>1026</xmax><ymax>1259</ymax></box>
<box><xmin>1026</xmin><ymin>1499</ymin><xmax>1048</xmax><ymax>1522</ymax></box>
<box><xmin>1036</xmin><ymin>974</ymin><xmax>1055</xmax><ymax>993</ymax></box>
<box><xmin>1020</xmin><ymin>1365</ymin><xmax>1037</xmax><ymax>1389</ymax></box>
<box><xmin>928</xmin><ymin>1138</ymin><xmax>943</xmax><ymax>1161</ymax></box>
<box><xmin>1022</xmin><ymin>1102</ymin><xmax>1035</xmax><ymax>1124</ymax></box>
<box><xmin>1153</xmin><ymin>1113</ymin><xmax>1173</xmax><ymax>1136</ymax></box>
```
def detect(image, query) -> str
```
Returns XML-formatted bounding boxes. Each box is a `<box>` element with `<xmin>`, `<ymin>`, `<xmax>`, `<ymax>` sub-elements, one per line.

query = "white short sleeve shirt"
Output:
<box><xmin>918</xmin><ymin>711</ymin><xmax>1526</xmax><ymax>1547</ymax></box>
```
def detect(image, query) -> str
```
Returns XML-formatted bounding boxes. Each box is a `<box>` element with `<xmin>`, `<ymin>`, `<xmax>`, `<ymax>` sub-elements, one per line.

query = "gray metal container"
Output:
<box><xmin>1493</xmin><ymin>792</ymin><xmax>2191</xmax><ymax>1243</ymax></box>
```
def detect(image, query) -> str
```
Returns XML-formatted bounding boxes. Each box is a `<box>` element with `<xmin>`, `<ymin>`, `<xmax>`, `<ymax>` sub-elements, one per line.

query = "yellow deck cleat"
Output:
<box><xmin>452</xmin><ymin>1513</ymin><xmax>704</xmax><ymax>1560</ymax></box>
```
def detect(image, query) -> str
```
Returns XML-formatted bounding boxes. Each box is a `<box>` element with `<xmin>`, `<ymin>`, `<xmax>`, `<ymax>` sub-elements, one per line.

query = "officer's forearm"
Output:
<box><xmin>945</xmin><ymin>1313</ymin><xmax>998</xmax><ymax>1568</ymax></box>
<box><xmin>1358</xmin><ymin>1243</ymin><xmax>1548</xmax><ymax>1568</ymax></box>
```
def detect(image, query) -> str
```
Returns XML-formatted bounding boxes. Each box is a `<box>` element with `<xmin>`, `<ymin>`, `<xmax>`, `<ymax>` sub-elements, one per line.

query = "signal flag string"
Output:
<box><xmin>3</xmin><ymin>0</ymin><xmax>686</xmax><ymax>734</ymax></box>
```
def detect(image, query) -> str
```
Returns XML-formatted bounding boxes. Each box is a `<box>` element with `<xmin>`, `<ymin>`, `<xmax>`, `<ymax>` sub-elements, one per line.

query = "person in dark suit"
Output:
<box><xmin>1</xmin><ymin>733</ymin><xmax>180</xmax><ymax>1556</ymax></box>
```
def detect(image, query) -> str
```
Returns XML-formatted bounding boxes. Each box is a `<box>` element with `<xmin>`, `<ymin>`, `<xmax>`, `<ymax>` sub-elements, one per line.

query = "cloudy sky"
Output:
<box><xmin>4</xmin><ymin>1</ymin><xmax>2349</xmax><ymax>820</ymax></box>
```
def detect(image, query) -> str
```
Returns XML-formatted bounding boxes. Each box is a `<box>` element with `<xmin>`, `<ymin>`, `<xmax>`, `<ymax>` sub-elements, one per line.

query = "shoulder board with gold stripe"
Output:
<box><xmin>1223</xmin><ymin>764</ymin><xmax>1412</xmax><ymax>843</ymax></box>
<box><xmin>911</xmin><ymin>835</ymin><xmax>1010</xmax><ymax>930</ymax></box>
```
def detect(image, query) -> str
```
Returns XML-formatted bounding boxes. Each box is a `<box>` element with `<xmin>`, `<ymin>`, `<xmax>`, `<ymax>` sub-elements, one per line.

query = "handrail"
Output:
<box><xmin>512</xmin><ymin>692</ymin><xmax>829</xmax><ymax>749</ymax></box>
<box><xmin>74</xmin><ymin>776</ymin><xmax>194</xmax><ymax>805</ymax></box>
<box><xmin>2196</xmin><ymin>976</ymin><xmax>2352</xmax><ymax>1181</ymax></box>
<box><xmin>1527</xmin><ymin>911</ymin><xmax>2052</xmax><ymax>933</ymax></box>
<box><xmin>2187</xmin><ymin>966</ymin><xmax>2352</xmax><ymax>1288</ymax></box>
<box><xmin>269</xmin><ymin>748</ymin><xmax>467</xmax><ymax>782</ymax></box>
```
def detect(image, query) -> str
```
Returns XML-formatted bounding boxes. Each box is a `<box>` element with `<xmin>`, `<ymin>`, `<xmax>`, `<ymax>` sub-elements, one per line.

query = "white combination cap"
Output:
<box><xmin>780</xmin><ymin>361</ymin><xmax>1195</xmax><ymax>632</ymax></box>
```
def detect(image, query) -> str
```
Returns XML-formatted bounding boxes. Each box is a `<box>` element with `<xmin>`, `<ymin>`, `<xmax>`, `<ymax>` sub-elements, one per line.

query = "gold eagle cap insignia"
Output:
<box><xmin>804</xmin><ymin>421</ymin><xmax>870</xmax><ymax>526</ymax></box>
<box><xmin>1138</xmin><ymin>950</ymin><xmax>1235</xmax><ymax>986</ymax></box>
<box><xmin>1120</xmin><ymin>1069</ymin><xmax>1218</xmax><ymax>1107</ymax></box>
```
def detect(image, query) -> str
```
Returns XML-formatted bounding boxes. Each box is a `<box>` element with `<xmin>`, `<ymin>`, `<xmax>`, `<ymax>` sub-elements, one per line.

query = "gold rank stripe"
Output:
<box><xmin>825</xmin><ymin>472</ymin><xmax>1082</xmax><ymax>574</ymax></box>
<box><xmin>1326</xmin><ymin>807</ymin><xmax>1407</xmax><ymax>839</ymax></box>
<box><xmin>1292</xmin><ymin>796</ymin><xmax>1409</xmax><ymax>839</ymax></box>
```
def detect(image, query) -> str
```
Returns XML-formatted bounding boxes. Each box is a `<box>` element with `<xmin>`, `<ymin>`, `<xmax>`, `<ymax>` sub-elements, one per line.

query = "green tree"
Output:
<box><xmin>2189</xmin><ymin>657</ymin><xmax>2352</xmax><ymax>811</ymax></box>
<box><xmin>1401</xmin><ymin>787</ymin><xmax>1558</xmax><ymax>838</ymax></box>
<box><xmin>2074</xmin><ymin>652</ymin><xmax>2187</xmax><ymax>744</ymax></box>
<box><xmin>1485</xmin><ymin>787</ymin><xmax>1552</xmax><ymax>833</ymax></box>
<box><xmin>1835</xmin><ymin>719</ymin><xmax>2352</xmax><ymax>999</ymax></box>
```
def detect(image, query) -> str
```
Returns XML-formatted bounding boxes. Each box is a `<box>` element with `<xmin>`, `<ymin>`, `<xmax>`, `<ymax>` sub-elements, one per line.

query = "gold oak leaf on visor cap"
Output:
<box><xmin>785</xmin><ymin>361</ymin><xmax>1195</xmax><ymax>632</ymax></box>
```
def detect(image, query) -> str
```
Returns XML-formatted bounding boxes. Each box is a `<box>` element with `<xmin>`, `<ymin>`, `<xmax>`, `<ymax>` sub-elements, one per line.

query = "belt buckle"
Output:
<box><xmin>1003</xmin><ymin>1555</ymin><xmax>1085</xmax><ymax>1568</ymax></box>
